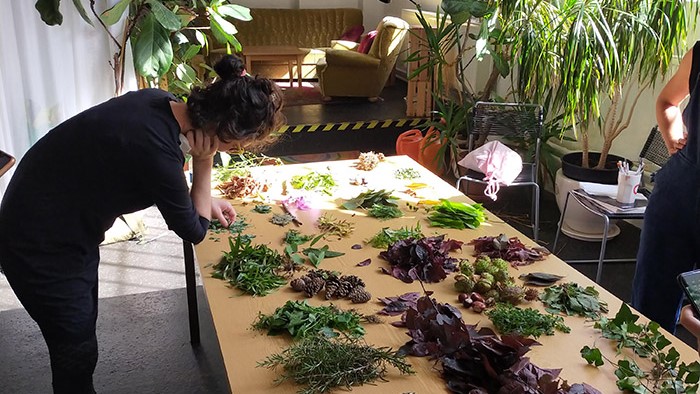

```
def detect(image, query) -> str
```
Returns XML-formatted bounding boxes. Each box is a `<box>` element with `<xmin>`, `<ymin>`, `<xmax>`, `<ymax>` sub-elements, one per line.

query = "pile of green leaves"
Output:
<box><xmin>394</xmin><ymin>167</ymin><xmax>421</xmax><ymax>179</ymax></box>
<box><xmin>486</xmin><ymin>303</ymin><xmax>570</xmax><ymax>338</ymax></box>
<box><xmin>253</xmin><ymin>204</ymin><xmax>271</xmax><ymax>214</ymax></box>
<box><xmin>258</xmin><ymin>334</ymin><xmax>414</xmax><ymax>394</ymax></box>
<box><xmin>252</xmin><ymin>300</ymin><xmax>365</xmax><ymax>338</ymax></box>
<box><xmin>428</xmin><ymin>199</ymin><xmax>486</xmax><ymax>229</ymax></box>
<box><xmin>367</xmin><ymin>204</ymin><xmax>403</xmax><ymax>220</ymax></box>
<box><xmin>581</xmin><ymin>303</ymin><xmax>700</xmax><ymax>393</ymax></box>
<box><xmin>282</xmin><ymin>231</ymin><xmax>344</xmax><ymax>268</ymax></box>
<box><xmin>341</xmin><ymin>189</ymin><xmax>398</xmax><ymax>210</ymax></box>
<box><xmin>211</xmin><ymin>235</ymin><xmax>287</xmax><ymax>296</ymax></box>
<box><xmin>366</xmin><ymin>224</ymin><xmax>424</xmax><ymax>248</ymax></box>
<box><xmin>540</xmin><ymin>282</ymin><xmax>608</xmax><ymax>319</ymax></box>
<box><xmin>214</xmin><ymin>152</ymin><xmax>283</xmax><ymax>182</ymax></box>
<box><xmin>290</xmin><ymin>171</ymin><xmax>337</xmax><ymax>195</ymax></box>
<box><xmin>208</xmin><ymin>217</ymin><xmax>253</xmax><ymax>242</ymax></box>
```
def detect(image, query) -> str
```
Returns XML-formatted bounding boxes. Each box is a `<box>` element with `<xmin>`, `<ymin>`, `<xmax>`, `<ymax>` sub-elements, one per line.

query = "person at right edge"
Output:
<box><xmin>632</xmin><ymin>42</ymin><xmax>700</xmax><ymax>334</ymax></box>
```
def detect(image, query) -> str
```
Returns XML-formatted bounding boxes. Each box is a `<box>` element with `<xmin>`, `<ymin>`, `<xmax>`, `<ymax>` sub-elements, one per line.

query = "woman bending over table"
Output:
<box><xmin>0</xmin><ymin>55</ymin><xmax>284</xmax><ymax>393</ymax></box>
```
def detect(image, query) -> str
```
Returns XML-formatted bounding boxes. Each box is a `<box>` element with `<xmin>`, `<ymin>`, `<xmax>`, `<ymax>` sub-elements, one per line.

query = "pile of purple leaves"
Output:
<box><xmin>399</xmin><ymin>295</ymin><xmax>601</xmax><ymax>394</ymax></box>
<box><xmin>469</xmin><ymin>234</ymin><xmax>549</xmax><ymax>266</ymax></box>
<box><xmin>377</xmin><ymin>292</ymin><xmax>429</xmax><ymax>327</ymax></box>
<box><xmin>379</xmin><ymin>235</ymin><xmax>463</xmax><ymax>283</ymax></box>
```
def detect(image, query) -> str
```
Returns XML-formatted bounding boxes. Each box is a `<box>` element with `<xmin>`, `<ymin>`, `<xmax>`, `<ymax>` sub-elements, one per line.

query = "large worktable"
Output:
<box><xmin>193</xmin><ymin>155</ymin><xmax>697</xmax><ymax>393</ymax></box>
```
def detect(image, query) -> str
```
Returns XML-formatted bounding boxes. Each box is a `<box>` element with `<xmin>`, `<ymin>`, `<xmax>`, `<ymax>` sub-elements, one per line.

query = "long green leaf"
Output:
<box><xmin>35</xmin><ymin>0</ymin><xmax>63</xmax><ymax>25</ymax></box>
<box><xmin>72</xmin><ymin>0</ymin><xmax>92</xmax><ymax>26</ymax></box>
<box><xmin>216</xmin><ymin>4</ymin><xmax>251</xmax><ymax>21</ymax></box>
<box><xmin>132</xmin><ymin>13</ymin><xmax>173</xmax><ymax>78</ymax></box>
<box><xmin>100</xmin><ymin>0</ymin><xmax>130</xmax><ymax>26</ymax></box>
<box><xmin>146</xmin><ymin>0</ymin><xmax>180</xmax><ymax>31</ymax></box>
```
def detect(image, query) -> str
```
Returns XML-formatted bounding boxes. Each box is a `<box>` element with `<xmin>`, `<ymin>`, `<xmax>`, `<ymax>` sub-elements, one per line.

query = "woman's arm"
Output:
<box><xmin>656</xmin><ymin>48</ymin><xmax>693</xmax><ymax>155</ymax></box>
<box><xmin>187</xmin><ymin>129</ymin><xmax>217</xmax><ymax>222</ymax></box>
<box><xmin>679</xmin><ymin>305</ymin><xmax>700</xmax><ymax>356</ymax></box>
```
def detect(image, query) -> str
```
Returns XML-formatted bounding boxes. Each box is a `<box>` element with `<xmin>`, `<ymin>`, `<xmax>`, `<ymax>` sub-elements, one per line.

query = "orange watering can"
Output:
<box><xmin>395</xmin><ymin>129</ymin><xmax>423</xmax><ymax>162</ymax></box>
<box><xmin>418</xmin><ymin>127</ymin><xmax>444</xmax><ymax>175</ymax></box>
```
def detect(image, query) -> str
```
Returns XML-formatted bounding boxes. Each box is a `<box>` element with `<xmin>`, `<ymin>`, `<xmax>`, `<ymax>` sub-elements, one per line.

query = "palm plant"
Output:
<box><xmin>500</xmin><ymin>0</ymin><xmax>694</xmax><ymax>168</ymax></box>
<box><xmin>36</xmin><ymin>0</ymin><xmax>251</xmax><ymax>95</ymax></box>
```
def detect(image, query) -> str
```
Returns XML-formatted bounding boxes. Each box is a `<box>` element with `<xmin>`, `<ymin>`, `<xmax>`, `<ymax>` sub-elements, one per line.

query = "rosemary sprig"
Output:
<box><xmin>258</xmin><ymin>335</ymin><xmax>414</xmax><ymax>394</ymax></box>
<box><xmin>317</xmin><ymin>214</ymin><xmax>354</xmax><ymax>238</ymax></box>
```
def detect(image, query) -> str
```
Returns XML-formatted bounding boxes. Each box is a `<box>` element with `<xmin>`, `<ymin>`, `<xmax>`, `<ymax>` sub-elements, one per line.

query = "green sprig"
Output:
<box><xmin>252</xmin><ymin>300</ymin><xmax>365</xmax><ymax>339</ymax></box>
<box><xmin>486</xmin><ymin>303</ymin><xmax>570</xmax><ymax>338</ymax></box>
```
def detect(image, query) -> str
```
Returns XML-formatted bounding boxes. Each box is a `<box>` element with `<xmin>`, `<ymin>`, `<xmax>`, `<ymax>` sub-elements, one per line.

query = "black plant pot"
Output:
<box><xmin>561</xmin><ymin>152</ymin><xmax>628</xmax><ymax>185</ymax></box>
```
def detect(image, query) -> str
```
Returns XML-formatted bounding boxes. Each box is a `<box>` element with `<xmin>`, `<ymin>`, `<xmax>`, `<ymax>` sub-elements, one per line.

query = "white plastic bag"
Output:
<box><xmin>458</xmin><ymin>140</ymin><xmax>523</xmax><ymax>200</ymax></box>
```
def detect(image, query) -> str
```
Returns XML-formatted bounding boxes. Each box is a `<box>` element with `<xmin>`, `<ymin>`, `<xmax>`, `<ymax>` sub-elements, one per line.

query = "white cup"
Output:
<box><xmin>616</xmin><ymin>171</ymin><xmax>642</xmax><ymax>205</ymax></box>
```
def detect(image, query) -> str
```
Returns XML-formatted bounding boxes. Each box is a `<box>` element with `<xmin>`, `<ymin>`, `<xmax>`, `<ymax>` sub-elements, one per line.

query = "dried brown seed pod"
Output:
<box><xmin>290</xmin><ymin>277</ymin><xmax>306</xmax><ymax>292</ymax></box>
<box><xmin>348</xmin><ymin>286</ymin><xmax>372</xmax><ymax>303</ymax></box>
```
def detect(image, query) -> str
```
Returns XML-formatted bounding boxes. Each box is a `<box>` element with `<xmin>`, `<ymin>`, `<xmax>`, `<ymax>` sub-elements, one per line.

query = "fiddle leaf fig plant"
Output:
<box><xmin>35</xmin><ymin>0</ymin><xmax>251</xmax><ymax>95</ymax></box>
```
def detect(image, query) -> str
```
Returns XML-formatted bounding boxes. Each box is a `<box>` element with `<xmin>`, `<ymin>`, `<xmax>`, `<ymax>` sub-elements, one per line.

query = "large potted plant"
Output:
<box><xmin>35</xmin><ymin>0</ymin><xmax>251</xmax><ymax>95</ymax></box>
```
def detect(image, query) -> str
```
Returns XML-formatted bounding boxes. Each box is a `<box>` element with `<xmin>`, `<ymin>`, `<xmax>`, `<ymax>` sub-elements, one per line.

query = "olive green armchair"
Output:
<box><xmin>316</xmin><ymin>16</ymin><xmax>409</xmax><ymax>101</ymax></box>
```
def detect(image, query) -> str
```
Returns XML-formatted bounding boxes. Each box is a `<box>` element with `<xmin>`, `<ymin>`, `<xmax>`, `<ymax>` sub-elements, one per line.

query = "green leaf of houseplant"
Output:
<box><xmin>146</xmin><ymin>0</ymin><xmax>180</xmax><ymax>31</ymax></box>
<box><xmin>35</xmin><ymin>0</ymin><xmax>63</xmax><ymax>25</ymax></box>
<box><xmin>100</xmin><ymin>0</ymin><xmax>130</xmax><ymax>26</ymax></box>
<box><xmin>216</xmin><ymin>4</ymin><xmax>252</xmax><ymax>21</ymax></box>
<box><xmin>209</xmin><ymin>11</ymin><xmax>242</xmax><ymax>51</ymax></box>
<box><xmin>71</xmin><ymin>0</ymin><xmax>93</xmax><ymax>26</ymax></box>
<box><xmin>175</xmin><ymin>63</ymin><xmax>197</xmax><ymax>85</ymax></box>
<box><xmin>132</xmin><ymin>13</ymin><xmax>173</xmax><ymax>78</ymax></box>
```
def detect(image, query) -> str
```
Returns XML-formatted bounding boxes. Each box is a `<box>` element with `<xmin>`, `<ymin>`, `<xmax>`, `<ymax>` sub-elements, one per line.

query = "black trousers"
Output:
<box><xmin>0</xmin><ymin>243</ymin><xmax>99</xmax><ymax>394</ymax></box>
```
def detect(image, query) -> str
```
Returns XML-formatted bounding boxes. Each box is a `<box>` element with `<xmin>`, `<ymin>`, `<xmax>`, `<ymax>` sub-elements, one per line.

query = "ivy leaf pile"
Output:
<box><xmin>379</xmin><ymin>235</ymin><xmax>463</xmax><ymax>283</ymax></box>
<box><xmin>252</xmin><ymin>300</ymin><xmax>365</xmax><ymax>339</ymax></box>
<box><xmin>470</xmin><ymin>233</ymin><xmax>549</xmax><ymax>266</ymax></box>
<box><xmin>582</xmin><ymin>303</ymin><xmax>700</xmax><ymax>393</ymax></box>
<box><xmin>427</xmin><ymin>199</ymin><xmax>486</xmax><ymax>229</ymax></box>
<box><xmin>212</xmin><ymin>235</ymin><xmax>287</xmax><ymax>296</ymax></box>
<box><xmin>341</xmin><ymin>189</ymin><xmax>398</xmax><ymax>210</ymax></box>
<box><xmin>540</xmin><ymin>282</ymin><xmax>609</xmax><ymax>319</ymax></box>
<box><xmin>399</xmin><ymin>295</ymin><xmax>601</xmax><ymax>393</ymax></box>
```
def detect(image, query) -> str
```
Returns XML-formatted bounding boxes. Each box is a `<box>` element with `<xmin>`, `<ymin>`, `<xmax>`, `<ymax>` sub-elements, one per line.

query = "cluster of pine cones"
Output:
<box><xmin>290</xmin><ymin>269</ymin><xmax>372</xmax><ymax>303</ymax></box>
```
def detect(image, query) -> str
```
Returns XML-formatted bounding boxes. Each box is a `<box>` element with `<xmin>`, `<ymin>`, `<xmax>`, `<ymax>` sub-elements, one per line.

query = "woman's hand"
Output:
<box><xmin>186</xmin><ymin>129</ymin><xmax>218</xmax><ymax>162</ymax></box>
<box><xmin>679</xmin><ymin>305</ymin><xmax>700</xmax><ymax>356</ymax></box>
<box><xmin>211</xmin><ymin>197</ymin><xmax>236</xmax><ymax>227</ymax></box>
<box><xmin>669</xmin><ymin>130</ymin><xmax>688</xmax><ymax>155</ymax></box>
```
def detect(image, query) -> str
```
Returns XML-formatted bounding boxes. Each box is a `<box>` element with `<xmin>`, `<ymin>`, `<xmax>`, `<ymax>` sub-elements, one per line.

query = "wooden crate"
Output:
<box><xmin>406</xmin><ymin>26</ymin><xmax>433</xmax><ymax>118</ymax></box>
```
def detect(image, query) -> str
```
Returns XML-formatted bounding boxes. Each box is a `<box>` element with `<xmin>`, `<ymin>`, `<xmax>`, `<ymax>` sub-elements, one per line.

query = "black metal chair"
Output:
<box><xmin>552</xmin><ymin>125</ymin><xmax>671</xmax><ymax>283</ymax></box>
<box><xmin>455</xmin><ymin>101</ymin><xmax>544</xmax><ymax>241</ymax></box>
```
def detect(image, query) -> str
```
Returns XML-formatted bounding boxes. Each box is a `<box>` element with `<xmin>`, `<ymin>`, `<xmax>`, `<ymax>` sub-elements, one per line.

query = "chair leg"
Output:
<box><xmin>552</xmin><ymin>192</ymin><xmax>571</xmax><ymax>253</ymax></box>
<box><xmin>595</xmin><ymin>217</ymin><xmax>611</xmax><ymax>284</ymax></box>
<box><xmin>183</xmin><ymin>240</ymin><xmax>200</xmax><ymax>346</ymax></box>
<box><xmin>531</xmin><ymin>183</ymin><xmax>540</xmax><ymax>242</ymax></box>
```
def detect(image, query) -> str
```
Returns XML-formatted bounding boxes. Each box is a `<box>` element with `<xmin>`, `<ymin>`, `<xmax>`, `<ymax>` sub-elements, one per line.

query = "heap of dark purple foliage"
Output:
<box><xmin>469</xmin><ymin>234</ymin><xmax>549</xmax><ymax>266</ymax></box>
<box><xmin>399</xmin><ymin>295</ymin><xmax>601</xmax><ymax>394</ymax></box>
<box><xmin>379</xmin><ymin>235</ymin><xmax>463</xmax><ymax>283</ymax></box>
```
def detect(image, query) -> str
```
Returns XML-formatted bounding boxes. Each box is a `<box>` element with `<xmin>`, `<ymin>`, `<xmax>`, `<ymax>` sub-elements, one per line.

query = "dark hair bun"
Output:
<box><xmin>214</xmin><ymin>55</ymin><xmax>245</xmax><ymax>80</ymax></box>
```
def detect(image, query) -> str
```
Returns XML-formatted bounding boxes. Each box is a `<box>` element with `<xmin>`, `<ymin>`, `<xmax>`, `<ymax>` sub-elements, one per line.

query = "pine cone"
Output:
<box><xmin>524</xmin><ymin>287</ymin><xmax>540</xmax><ymax>301</ymax></box>
<box><xmin>324</xmin><ymin>279</ymin><xmax>341</xmax><ymax>299</ymax></box>
<box><xmin>348</xmin><ymin>286</ymin><xmax>372</xmax><ymax>303</ymax></box>
<box><xmin>335</xmin><ymin>281</ymin><xmax>354</xmax><ymax>298</ymax></box>
<box><xmin>290</xmin><ymin>277</ymin><xmax>306</xmax><ymax>292</ymax></box>
<box><xmin>341</xmin><ymin>275</ymin><xmax>365</xmax><ymax>289</ymax></box>
<box><xmin>303</xmin><ymin>277</ymin><xmax>325</xmax><ymax>297</ymax></box>
<box><xmin>307</xmin><ymin>269</ymin><xmax>337</xmax><ymax>281</ymax></box>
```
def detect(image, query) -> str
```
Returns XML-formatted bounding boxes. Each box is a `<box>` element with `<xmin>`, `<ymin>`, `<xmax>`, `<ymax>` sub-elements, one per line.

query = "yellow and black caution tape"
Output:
<box><xmin>275</xmin><ymin>118</ymin><xmax>428</xmax><ymax>134</ymax></box>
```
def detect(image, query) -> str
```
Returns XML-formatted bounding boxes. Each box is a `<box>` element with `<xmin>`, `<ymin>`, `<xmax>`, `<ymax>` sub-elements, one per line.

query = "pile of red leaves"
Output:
<box><xmin>379</xmin><ymin>235</ymin><xmax>463</xmax><ymax>283</ymax></box>
<box><xmin>469</xmin><ymin>234</ymin><xmax>549</xmax><ymax>266</ymax></box>
<box><xmin>399</xmin><ymin>295</ymin><xmax>601</xmax><ymax>394</ymax></box>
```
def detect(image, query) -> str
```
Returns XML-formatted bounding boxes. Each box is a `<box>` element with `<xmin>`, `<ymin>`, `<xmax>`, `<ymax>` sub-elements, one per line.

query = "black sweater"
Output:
<box><xmin>0</xmin><ymin>89</ymin><xmax>208</xmax><ymax>254</ymax></box>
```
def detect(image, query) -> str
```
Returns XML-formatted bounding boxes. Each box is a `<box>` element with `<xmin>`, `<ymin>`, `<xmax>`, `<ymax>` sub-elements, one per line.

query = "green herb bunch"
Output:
<box><xmin>208</xmin><ymin>217</ymin><xmax>254</xmax><ymax>242</ymax></box>
<box><xmin>394</xmin><ymin>167</ymin><xmax>421</xmax><ymax>180</ymax></box>
<box><xmin>368</xmin><ymin>203</ymin><xmax>403</xmax><ymax>220</ymax></box>
<box><xmin>367</xmin><ymin>224</ymin><xmax>424</xmax><ymax>248</ymax></box>
<box><xmin>253</xmin><ymin>204</ymin><xmax>272</xmax><ymax>214</ymax></box>
<box><xmin>282</xmin><ymin>231</ymin><xmax>344</xmax><ymax>267</ymax></box>
<box><xmin>341</xmin><ymin>189</ymin><xmax>398</xmax><ymax>210</ymax></box>
<box><xmin>581</xmin><ymin>303</ymin><xmax>700</xmax><ymax>393</ymax></box>
<box><xmin>284</xmin><ymin>229</ymin><xmax>314</xmax><ymax>246</ymax></box>
<box><xmin>258</xmin><ymin>334</ymin><xmax>414</xmax><ymax>394</ymax></box>
<box><xmin>252</xmin><ymin>300</ymin><xmax>365</xmax><ymax>338</ymax></box>
<box><xmin>540</xmin><ymin>282</ymin><xmax>608</xmax><ymax>319</ymax></box>
<box><xmin>317</xmin><ymin>214</ymin><xmax>354</xmax><ymax>238</ymax></box>
<box><xmin>428</xmin><ymin>199</ymin><xmax>486</xmax><ymax>229</ymax></box>
<box><xmin>486</xmin><ymin>303</ymin><xmax>570</xmax><ymax>338</ymax></box>
<box><xmin>212</xmin><ymin>235</ymin><xmax>287</xmax><ymax>296</ymax></box>
<box><xmin>214</xmin><ymin>152</ymin><xmax>282</xmax><ymax>182</ymax></box>
<box><xmin>290</xmin><ymin>171</ymin><xmax>337</xmax><ymax>195</ymax></box>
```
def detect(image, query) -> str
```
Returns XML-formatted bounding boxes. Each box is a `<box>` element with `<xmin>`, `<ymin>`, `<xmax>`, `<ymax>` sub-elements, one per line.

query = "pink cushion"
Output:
<box><xmin>357</xmin><ymin>30</ymin><xmax>377</xmax><ymax>54</ymax></box>
<box><xmin>339</xmin><ymin>25</ymin><xmax>364</xmax><ymax>43</ymax></box>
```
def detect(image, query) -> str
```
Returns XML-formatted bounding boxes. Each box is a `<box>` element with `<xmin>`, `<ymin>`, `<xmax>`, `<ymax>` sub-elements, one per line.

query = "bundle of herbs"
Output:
<box><xmin>316</xmin><ymin>214</ymin><xmax>354</xmax><ymax>238</ymax></box>
<box><xmin>252</xmin><ymin>300</ymin><xmax>365</xmax><ymax>338</ymax></box>
<box><xmin>282</xmin><ymin>231</ymin><xmax>344</xmax><ymax>268</ymax></box>
<box><xmin>540</xmin><ymin>282</ymin><xmax>608</xmax><ymax>319</ymax></box>
<box><xmin>400</xmin><ymin>295</ymin><xmax>600</xmax><ymax>393</ymax></box>
<box><xmin>341</xmin><ymin>189</ymin><xmax>398</xmax><ymax>210</ymax></box>
<box><xmin>366</xmin><ymin>224</ymin><xmax>424</xmax><ymax>249</ymax></box>
<box><xmin>213</xmin><ymin>152</ymin><xmax>282</xmax><ymax>182</ymax></box>
<box><xmin>427</xmin><ymin>199</ymin><xmax>487</xmax><ymax>229</ymax></box>
<box><xmin>212</xmin><ymin>235</ymin><xmax>288</xmax><ymax>296</ymax></box>
<box><xmin>379</xmin><ymin>235</ymin><xmax>463</xmax><ymax>283</ymax></box>
<box><xmin>258</xmin><ymin>334</ymin><xmax>413</xmax><ymax>394</ymax></box>
<box><xmin>208</xmin><ymin>217</ymin><xmax>253</xmax><ymax>242</ymax></box>
<box><xmin>469</xmin><ymin>233</ymin><xmax>549</xmax><ymax>266</ymax></box>
<box><xmin>290</xmin><ymin>171</ymin><xmax>337</xmax><ymax>195</ymax></box>
<box><xmin>486</xmin><ymin>303</ymin><xmax>571</xmax><ymax>338</ymax></box>
<box><xmin>581</xmin><ymin>303</ymin><xmax>700</xmax><ymax>393</ymax></box>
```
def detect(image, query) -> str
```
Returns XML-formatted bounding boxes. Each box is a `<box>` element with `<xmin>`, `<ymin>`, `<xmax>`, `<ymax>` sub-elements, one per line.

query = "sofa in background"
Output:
<box><xmin>230</xmin><ymin>8</ymin><xmax>363</xmax><ymax>80</ymax></box>
<box><xmin>316</xmin><ymin>16</ymin><xmax>410</xmax><ymax>100</ymax></box>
